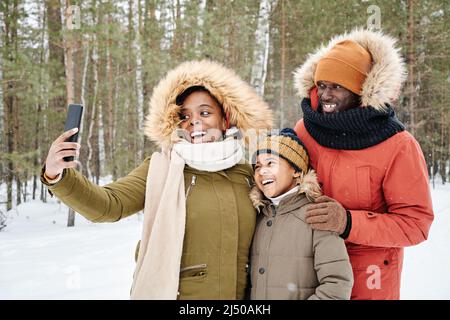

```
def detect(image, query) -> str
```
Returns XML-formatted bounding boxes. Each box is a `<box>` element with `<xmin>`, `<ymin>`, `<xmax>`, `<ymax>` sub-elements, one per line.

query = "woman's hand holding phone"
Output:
<box><xmin>44</xmin><ymin>128</ymin><xmax>81</xmax><ymax>180</ymax></box>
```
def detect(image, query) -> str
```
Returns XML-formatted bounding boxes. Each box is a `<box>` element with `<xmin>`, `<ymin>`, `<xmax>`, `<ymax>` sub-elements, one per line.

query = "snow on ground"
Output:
<box><xmin>0</xmin><ymin>180</ymin><xmax>449</xmax><ymax>299</ymax></box>
<box><xmin>0</xmin><ymin>199</ymin><xmax>142</xmax><ymax>299</ymax></box>
<box><xmin>0</xmin><ymin>177</ymin><xmax>142</xmax><ymax>300</ymax></box>
<box><xmin>401</xmin><ymin>181</ymin><xmax>450</xmax><ymax>299</ymax></box>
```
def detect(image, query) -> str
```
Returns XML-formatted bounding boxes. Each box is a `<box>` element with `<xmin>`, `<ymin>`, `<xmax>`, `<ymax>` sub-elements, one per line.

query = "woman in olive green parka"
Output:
<box><xmin>41</xmin><ymin>60</ymin><xmax>273</xmax><ymax>299</ymax></box>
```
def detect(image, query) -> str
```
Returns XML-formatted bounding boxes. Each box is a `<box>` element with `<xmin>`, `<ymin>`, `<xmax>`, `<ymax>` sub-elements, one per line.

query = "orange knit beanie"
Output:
<box><xmin>314</xmin><ymin>40</ymin><xmax>372</xmax><ymax>95</ymax></box>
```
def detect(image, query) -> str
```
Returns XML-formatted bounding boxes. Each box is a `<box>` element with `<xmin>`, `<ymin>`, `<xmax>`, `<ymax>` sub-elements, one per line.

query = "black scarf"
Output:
<box><xmin>301</xmin><ymin>98</ymin><xmax>405</xmax><ymax>150</ymax></box>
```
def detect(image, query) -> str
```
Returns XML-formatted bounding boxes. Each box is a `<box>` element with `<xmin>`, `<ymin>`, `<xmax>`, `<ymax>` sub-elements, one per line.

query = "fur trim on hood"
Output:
<box><xmin>293</xmin><ymin>28</ymin><xmax>407</xmax><ymax>111</ymax></box>
<box><xmin>249</xmin><ymin>169</ymin><xmax>322</xmax><ymax>211</ymax></box>
<box><xmin>144</xmin><ymin>60</ymin><xmax>273</xmax><ymax>149</ymax></box>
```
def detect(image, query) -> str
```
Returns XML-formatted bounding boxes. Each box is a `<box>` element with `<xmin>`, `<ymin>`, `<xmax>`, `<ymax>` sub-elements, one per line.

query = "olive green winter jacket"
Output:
<box><xmin>41</xmin><ymin>159</ymin><xmax>256</xmax><ymax>299</ymax></box>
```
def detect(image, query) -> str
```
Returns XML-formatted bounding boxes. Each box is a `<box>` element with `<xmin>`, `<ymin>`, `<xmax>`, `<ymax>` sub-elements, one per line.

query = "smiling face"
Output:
<box><xmin>317</xmin><ymin>80</ymin><xmax>361</xmax><ymax>114</ymax></box>
<box><xmin>178</xmin><ymin>90</ymin><xmax>226</xmax><ymax>144</ymax></box>
<box><xmin>254</xmin><ymin>153</ymin><xmax>299</xmax><ymax>198</ymax></box>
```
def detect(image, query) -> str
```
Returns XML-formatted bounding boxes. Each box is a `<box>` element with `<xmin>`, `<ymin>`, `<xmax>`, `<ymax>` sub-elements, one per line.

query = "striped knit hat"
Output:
<box><xmin>253</xmin><ymin>128</ymin><xmax>309</xmax><ymax>173</ymax></box>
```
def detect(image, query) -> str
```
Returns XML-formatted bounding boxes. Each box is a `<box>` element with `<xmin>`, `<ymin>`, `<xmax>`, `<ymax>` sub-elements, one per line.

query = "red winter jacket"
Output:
<box><xmin>292</xmin><ymin>29</ymin><xmax>434</xmax><ymax>299</ymax></box>
<box><xmin>294</xmin><ymin>119</ymin><xmax>434</xmax><ymax>299</ymax></box>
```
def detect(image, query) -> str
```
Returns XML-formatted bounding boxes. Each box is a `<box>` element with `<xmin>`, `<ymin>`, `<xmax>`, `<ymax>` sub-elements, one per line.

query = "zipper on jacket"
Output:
<box><xmin>179</xmin><ymin>263</ymin><xmax>207</xmax><ymax>277</ymax></box>
<box><xmin>185</xmin><ymin>175</ymin><xmax>196</xmax><ymax>199</ymax></box>
<box><xmin>180</xmin><ymin>263</ymin><xmax>207</xmax><ymax>273</ymax></box>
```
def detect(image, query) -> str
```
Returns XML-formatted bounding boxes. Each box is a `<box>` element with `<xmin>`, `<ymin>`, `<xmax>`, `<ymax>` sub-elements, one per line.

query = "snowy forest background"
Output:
<box><xmin>1</xmin><ymin>0</ymin><xmax>449</xmax><ymax>220</ymax></box>
<box><xmin>0</xmin><ymin>0</ymin><xmax>450</xmax><ymax>300</ymax></box>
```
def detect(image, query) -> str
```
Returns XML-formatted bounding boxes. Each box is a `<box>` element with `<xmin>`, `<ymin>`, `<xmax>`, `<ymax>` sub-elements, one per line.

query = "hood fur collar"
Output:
<box><xmin>144</xmin><ymin>60</ymin><xmax>273</xmax><ymax>149</ymax></box>
<box><xmin>294</xmin><ymin>28</ymin><xmax>407</xmax><ymax>111</ymax></box>
<box><xmin>249</xmin><ymin>169</ymin><xmax>322</xmax><ymax>211</ymax></box>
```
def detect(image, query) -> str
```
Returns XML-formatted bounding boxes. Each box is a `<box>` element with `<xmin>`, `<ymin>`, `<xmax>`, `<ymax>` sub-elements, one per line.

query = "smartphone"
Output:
<box><xmin>63</xmin><ymin>104</ymin><xmax>83</xmax><ymax>162</ymax></box>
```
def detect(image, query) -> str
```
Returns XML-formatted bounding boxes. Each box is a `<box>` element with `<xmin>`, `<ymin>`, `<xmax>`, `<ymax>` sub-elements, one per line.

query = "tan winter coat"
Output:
<box><xmin>249</xmin><ymin>172</ymin><xmax>353</xmax><ymax>300</ymax></box>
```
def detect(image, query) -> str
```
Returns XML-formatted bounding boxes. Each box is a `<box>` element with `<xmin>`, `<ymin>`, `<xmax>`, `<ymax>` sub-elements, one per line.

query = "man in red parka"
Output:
<box><xmin>293</xmin><ymin>29</ymin><xmax>434</xmax><ymax>299</ymax></box>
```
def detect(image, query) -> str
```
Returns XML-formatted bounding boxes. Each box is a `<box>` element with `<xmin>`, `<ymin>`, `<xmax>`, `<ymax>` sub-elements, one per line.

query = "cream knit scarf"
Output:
<box><xmin>130</xmin><ymin>134</ymin><xmax>243</xmax><ymax>299</ymax></box>
<box><xmin>173</xmin><ymin>137</ymin><xmax>244</xmax><ymax>172</ymax></box>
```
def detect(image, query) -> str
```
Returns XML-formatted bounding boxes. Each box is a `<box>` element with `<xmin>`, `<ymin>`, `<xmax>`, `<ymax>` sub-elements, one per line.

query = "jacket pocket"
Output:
<box><xmin>180</xmin><ymin>263</ymin><xmax>208</xmax><ymax>279</ymax></box>
<box><xmin>356</xmin><ymin>166</ymin><xmax>372</xmax><ymax>210</ymax></box>
<box><xmin>178</xmin><ymin>263</ymin><xmax>208</xmax><ymax>299</ymax></box>
<box><xmin>349</xmin><ymin>247</ymin><xmax>400</xmax><ymax>299</ymax></box>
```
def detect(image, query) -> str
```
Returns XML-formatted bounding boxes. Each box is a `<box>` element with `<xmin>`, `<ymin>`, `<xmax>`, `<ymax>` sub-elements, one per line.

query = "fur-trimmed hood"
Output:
<box><xmin>249</xmin><ymin>169</ymin><xmax>322</xmax><ymax>211</ymax></box>
<box><xmin>294</xmin><ymin>28</ymin><xmax>407</xmax><ymax>111</ymax></box>
<box><xmin>144</xmin><ymin>60</ymin><xmax>273</xmax><ymax>149</ymax></box>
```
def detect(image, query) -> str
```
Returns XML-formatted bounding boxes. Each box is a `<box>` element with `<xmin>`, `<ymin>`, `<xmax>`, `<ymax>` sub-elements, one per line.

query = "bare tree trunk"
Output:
<box><xmin>1</xmin><ymin>0</ymin><xmax>19</xmax><ymax>212</ymax></box>
<box><xmin>250</xmin><ymin>0</ymin><xmax>276</xmax><ymax>95</ymax></box>
<box><xmin>407</xmin><ymin>0</ymin><xmax>416</xmax><ymax>136</ymax></box>
<box><xmin>170</xmin><ymin>0</ymin><xmax>182</xmax><ymax>58</ymax></box>
<box><xmin>37</xmin><ymin>5</ymin><xmax>47</xmax><ymax>201</ymax></box>
<box><xmin>141</xmin><ymin>0</ymin><xmax>160</xmax><ymax>157</ymax></box>
<box><xmin>33</xmin><ymin>102</ymin><xmax>42</xmax><ymax>201</ymax></box>
<box><xmin>203</xmin><ymin>0</ymin><xmax>214</xmax><ymax>55</ymax></box>
<box><xmin>93</xmin><ymin>100</ymin><xmax>100</xmax><ymax>185</ymax></box>
<box><xmin>64</xmin><ymin>0</ymin><xmax>76</xmax><ymax>227</ymax></box>
<box><xmin>41</xmin><ymin>182</ymin><xmax>47</xmax><ymax>203</ymax></box>
<box><xmin>45</xmin><ymin>0</ymin><xmax>67</xmax><ymax>134</ymax></box>
<box><xmin>226</xmin><ymin>3</ymin><xmax>236</xmax><ymax>66</ymax></box>
<box><xmin>87</xmin><ymin>1</ymin><xmax>99</xmax><ymax>183</ymax></box>
<box><xmin>4</xmin><ymin>94</ymin><xmax>14</xmax><ymax>212</ymax></box>
<box><xmin>440</xmin><ymin>107</ymin><xmax>446</xmax><ymax>184</ymax></box>
<box><xmin>195</xmin><ymin>0</ymin><xmax>206</xmax><ymax>53</ymax></box>
<box><xmin>106</xmin><ymin>14</ymin><xmax>116</xmax><ymax>179</ymax></box>
<box><xmin>87</xmin><ymin>61</ymin><xmax>99</xmax><ymax>183</ymax></box>
<box><xmin>65</xmin><ymin>29</ymin><xmax>75</xmax><ymax>104</ymax></box>
<box><xmin>80</xmin><ymin>46</ymin><xmax>90</xmax><ymax>177</ymax></box>
<box><xmin>13</xmin><ymin>85</ymin><xmax>20</xmax><ymax>206</ymax></box>
<box><xmin>126</xmin><ymin>0</ymin><xmax>138</xmax><ymax>169</ymax></box>
<box><xmin>141</xmin><ymin>0</ymin><xmax>152</xmax><ymax>111</ymax></box>
<box><xmin>279</xmin><ymin>0</ymin><xmax>286</xmax><ymax>128</ymax></box>
<box><xmin>15</xmin><ymin>175</ymin><xmax>21</xmax><ymax>206</ymax></box>
<box><xmin>134</xmin><ymin>0</ymin><xmax>144</xmax><ymax>163</ymax></box>
<box><xmin>96</xmin><ymin>4</ymin><xmax>106</xmax><ymax>178</ymax></box>
<box><xmin>23</xmin><ymin>171</ymin><xmax>27</xmax><ymax>202</ymax></box>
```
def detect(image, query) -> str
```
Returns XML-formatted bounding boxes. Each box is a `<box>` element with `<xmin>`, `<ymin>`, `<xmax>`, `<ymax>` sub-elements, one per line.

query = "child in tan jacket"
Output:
<box><xmin>249</xmin><ymin>128</ymin><xmax>353</xmax><ymax>300</ymax></box>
